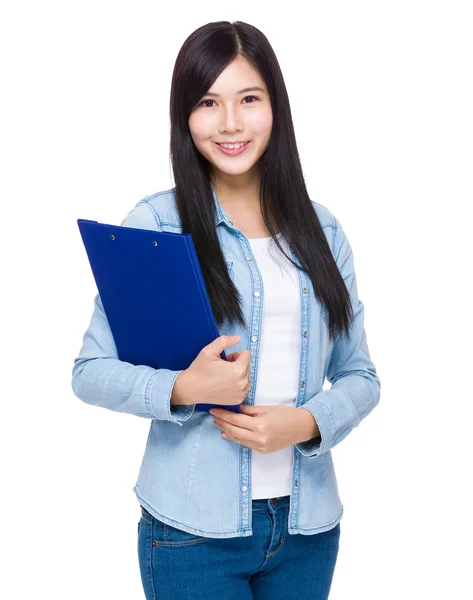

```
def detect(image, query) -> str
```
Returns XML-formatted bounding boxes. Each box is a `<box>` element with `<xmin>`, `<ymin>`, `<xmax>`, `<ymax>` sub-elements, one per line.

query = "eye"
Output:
<box><xmin>199</xmin><ymin>99</ymin><xmax>216</xmax><ymax>108</ymax></box>
<box><xmin>198</xmin><ymin>95</ymin><xmax>260</xmax><ymax>108</ymax></box>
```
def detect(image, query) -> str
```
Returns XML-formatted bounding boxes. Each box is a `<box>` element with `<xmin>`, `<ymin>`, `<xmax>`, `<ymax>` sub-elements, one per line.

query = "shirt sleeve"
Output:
<box><xmin>71</xmin><ymin>201</ymin><xmax>195</xmax><ymax>425</ymax></box>
<box><xmin>295</xmin><ymin>218</ymin><xmax>381</xmax><ymax>458</ymax></box>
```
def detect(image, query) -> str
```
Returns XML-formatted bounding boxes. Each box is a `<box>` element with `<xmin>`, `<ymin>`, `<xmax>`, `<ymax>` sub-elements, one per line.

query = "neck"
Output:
<box><xmin>211</xmin><ymin>169</ymin><xmax>261</xmax><ymax>209</ymax></box>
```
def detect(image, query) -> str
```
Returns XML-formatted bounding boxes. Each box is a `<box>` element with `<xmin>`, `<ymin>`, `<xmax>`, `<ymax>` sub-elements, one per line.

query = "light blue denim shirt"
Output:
<box><xmin>71</xmin><ymin>186</ymin><xmax>381</xmax><ymax>538</ymax></box>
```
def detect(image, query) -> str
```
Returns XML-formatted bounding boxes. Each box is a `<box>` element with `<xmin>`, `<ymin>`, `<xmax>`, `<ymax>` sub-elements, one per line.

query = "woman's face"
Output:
<box><xmin>188</xmin><ymin>56</ymin><xmax>273</xmax><ymax>181</ymax></box>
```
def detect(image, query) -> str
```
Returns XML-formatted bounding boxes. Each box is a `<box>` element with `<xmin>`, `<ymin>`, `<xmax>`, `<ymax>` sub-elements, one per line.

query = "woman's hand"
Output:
<box><xmin>209</xmin><ymin>405</ymin><xmax>320</xmax><ymax>454</ymax></box>
<box><xmin>179</xmin><ymin>335</ymin><xmax>252</xmax><ymax>407</ymax></box>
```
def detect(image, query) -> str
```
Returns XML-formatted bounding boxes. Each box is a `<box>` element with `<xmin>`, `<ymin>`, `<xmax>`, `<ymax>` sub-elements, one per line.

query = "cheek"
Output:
<box><xmin>249</xmin><ymin>108</ymin><xmax>272</xmax><ymax>139</ymax></box>
<box><xmin>188</xmin><ymin>114</ymin><xmax>213</xmax><ymax>144</ymax></box>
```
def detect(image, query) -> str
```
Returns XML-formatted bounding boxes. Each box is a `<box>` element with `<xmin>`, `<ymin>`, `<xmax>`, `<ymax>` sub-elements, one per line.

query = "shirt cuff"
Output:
<box><xmin>145</xmin><ymin>369</ymin><xmax>195</xmax><ymax>425</ymax></box>
<box><xmin>295</xmin><ymin>401</ymin><xmax>333</xmax><ymax>458</ymax></box>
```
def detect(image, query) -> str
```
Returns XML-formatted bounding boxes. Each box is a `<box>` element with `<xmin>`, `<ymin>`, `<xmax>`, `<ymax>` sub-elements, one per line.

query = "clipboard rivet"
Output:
<box><xmin>110</xmin><ymin>234</ymin><xmax>115</xmax><ymax>240</ymax></box>
<box><xmin>153</xmin><ymin>241</ymin><xmax>158</xmax><ymax>246</ymax></box>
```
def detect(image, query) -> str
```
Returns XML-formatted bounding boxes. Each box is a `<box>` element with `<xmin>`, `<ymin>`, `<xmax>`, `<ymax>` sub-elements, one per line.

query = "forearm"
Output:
<box><xmin>72</xmin><ymin>292</ymin><xmax>195</xmax><ymax>424</ymax></box>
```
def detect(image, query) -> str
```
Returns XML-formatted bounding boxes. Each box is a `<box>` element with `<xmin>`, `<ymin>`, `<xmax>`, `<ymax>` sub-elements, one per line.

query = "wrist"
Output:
<box><xmin>171</xmin><ymin>370</ymin><xmax>191</xmax><ymax>406</ymax></box>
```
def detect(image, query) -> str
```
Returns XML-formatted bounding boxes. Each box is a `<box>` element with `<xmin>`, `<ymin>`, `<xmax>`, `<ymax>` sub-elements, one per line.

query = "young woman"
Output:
<box><xmin>72</xmin><ymin>20</ymin><xmax>381</xmax><ymax>600</ymax></box>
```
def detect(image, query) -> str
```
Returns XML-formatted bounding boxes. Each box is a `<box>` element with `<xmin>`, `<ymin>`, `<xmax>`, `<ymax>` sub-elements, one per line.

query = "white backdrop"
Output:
<box><xmin>1</xmin><ymin>1</ymin><xmax>472</xmax><ymax>598</ymax></box>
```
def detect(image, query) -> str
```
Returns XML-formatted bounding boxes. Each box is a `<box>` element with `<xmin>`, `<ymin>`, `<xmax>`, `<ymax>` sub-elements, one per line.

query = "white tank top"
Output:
<box><xmin>247</xmin><ymin>232</ymin><xmax>301</xmax><ymax>499</ymax></box>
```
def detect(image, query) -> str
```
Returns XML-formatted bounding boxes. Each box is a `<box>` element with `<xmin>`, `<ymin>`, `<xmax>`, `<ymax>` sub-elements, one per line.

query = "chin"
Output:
<box><xmin>215</xmin><ymin>164</ymin><xmax>257</xmax><ymax>177</ymax></box>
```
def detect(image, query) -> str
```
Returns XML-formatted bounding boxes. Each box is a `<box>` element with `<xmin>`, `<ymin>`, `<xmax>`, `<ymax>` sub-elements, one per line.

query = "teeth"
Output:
<box><xmin>219</xmin><ymin>142</ymin><xmax>247</xmax><ymax>149</ymax></box>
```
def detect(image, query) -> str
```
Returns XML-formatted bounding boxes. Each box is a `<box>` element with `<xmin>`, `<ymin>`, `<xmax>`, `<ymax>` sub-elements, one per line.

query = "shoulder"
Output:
<box><xmin>120</xmin><ymin>188</ymin><xmax>180</xmax><ymax>231</ymax></box>
<box><xmin>310</xmin><ymin>199</ymin><xmax>337</xmax><ymax>229</ymax></box>
<box><xmin>136</xmin><ymin>188</ymin><xmax>180</xmax><ymax>228</ymax></box>
<box><xmin>310</xmin><ymin>199</ymin><xmax>346</xmax><ymax>257</ymax></box>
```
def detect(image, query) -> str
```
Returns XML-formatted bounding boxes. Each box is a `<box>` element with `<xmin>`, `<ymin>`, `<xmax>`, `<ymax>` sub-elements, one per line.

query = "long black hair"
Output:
<box><xmin>169</xmin><ymin>20</ymin><xmax>353</xmax><ymax>343</ymax></box>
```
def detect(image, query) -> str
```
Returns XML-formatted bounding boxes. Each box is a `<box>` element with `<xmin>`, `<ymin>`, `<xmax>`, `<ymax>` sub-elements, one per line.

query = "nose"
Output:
<box><xmin>218</xmin><ymin>106</ymin><xmax>243</xmax><ymax>135</ymax></box>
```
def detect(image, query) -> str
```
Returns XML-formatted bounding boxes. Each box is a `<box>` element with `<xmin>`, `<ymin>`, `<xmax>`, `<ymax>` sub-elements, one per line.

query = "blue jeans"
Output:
<box><xmin>137</xmin><ymin>495</ymin><xmax>341</xmax><ymax>599</ymax></box>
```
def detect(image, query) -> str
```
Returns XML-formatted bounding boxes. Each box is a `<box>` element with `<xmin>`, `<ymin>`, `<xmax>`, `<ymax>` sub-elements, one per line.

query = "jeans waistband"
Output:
<box><xmin>252</xmin><ymin>495</ymin><xmax>290</xmax><ymax>508</ymax></box>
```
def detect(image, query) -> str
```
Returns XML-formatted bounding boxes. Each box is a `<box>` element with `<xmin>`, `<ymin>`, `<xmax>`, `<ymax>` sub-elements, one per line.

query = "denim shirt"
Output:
<box><xmin>71</xmin><ymin>186</ymin><xmax>381</xmax><ymax>538</ymax></box>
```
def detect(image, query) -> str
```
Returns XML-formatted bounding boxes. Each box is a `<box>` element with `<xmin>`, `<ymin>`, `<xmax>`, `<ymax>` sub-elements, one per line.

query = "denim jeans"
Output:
<box><xmin>137</xmin><ymin>495</ymin><xmax>341</xmax><ymax>599</ymax></box>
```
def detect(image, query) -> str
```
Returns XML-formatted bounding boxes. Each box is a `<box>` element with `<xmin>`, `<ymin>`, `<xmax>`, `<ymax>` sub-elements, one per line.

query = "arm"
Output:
<box><xmin>71</xmin><ymin>201</ymin><xmax>196</xmax><ymax>425</ymax></box>
<box><xmin>294</xmin><ymin>407</ymin><xmax>321</xmax><ymax>443</ymax></box>
<box><xmin>295</xmin><ymin>218</ymin><xmax>381</xmax><ymax>458</ymax></box>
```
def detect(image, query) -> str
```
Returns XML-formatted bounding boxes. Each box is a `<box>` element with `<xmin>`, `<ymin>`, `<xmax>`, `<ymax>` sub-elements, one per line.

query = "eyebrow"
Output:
<box><xmin>203</xmin><ymin>86</ymin><xmax>266</xmax><ymax>98</ymax></box>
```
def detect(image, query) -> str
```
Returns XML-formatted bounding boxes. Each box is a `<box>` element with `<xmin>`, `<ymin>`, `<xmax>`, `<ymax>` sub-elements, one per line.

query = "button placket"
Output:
<box><xmin>237</xmin><ymin>233</ymin><xmax>264</xmax><ymax>529</ymax></box>
<box><xmin>287</xmin><ymin>248</ymin><xmax>312</xmax><ymax>530</ymax></box>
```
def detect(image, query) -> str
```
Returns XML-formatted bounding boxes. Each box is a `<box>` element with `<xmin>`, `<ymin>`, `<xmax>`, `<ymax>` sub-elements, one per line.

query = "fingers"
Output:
<box><xmin>209</xmin><ymin>409</ymin><xmax>255</xmax><ymax>431</ymax></box>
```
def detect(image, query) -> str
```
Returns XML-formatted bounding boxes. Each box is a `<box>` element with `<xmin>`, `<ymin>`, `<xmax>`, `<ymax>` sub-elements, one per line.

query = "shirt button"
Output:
<box><xmin>303</xmin><ymin>287</ymin><xmax>308</xmax><ymax>293</ymax></box>
<box><xmin>245</xmin><ymin>255</ymin><xmax>251</xmax><ymax>261</ymax></box>
<box><xmin>251</xmin><ymin>335</ymin><xmax>258</xmax><ymax>342</ymax></box>
<box><xmin>300</xmin><ymin>381</ymin><xmax>305</xmax><ymax>388</ymax></box>
<box><xmin>253</xmin><ymin>291</ymin><xmax>260</xmax><ymax>297</ymax></box>
<box><xmin>294</xmin><ymin>480</ymin><xmax>299</xmax><ymax>487</ymax></box>
<box><xmin>241</xmin><ymin>485</ymin><xmax>248</xmax><ymax>492</ymax></box>
<box><xmin>303</xmin><ymin>331</ymin><xmax>308</xmax><ymax>338</ymax></box>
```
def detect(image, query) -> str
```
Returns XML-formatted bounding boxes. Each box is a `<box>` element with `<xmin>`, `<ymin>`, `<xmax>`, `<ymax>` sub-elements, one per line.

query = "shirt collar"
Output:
<box><xmin>211</xmin><ymin>183</ymin><xmax>233</xmax><ymax>228</ymax></box>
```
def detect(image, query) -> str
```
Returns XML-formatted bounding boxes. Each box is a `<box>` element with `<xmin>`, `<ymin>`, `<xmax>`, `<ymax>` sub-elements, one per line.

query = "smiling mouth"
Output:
<box><xmin>214</xmin><ymin>141</ymin><xmax>251</xmax><ymax>155</ymax></box>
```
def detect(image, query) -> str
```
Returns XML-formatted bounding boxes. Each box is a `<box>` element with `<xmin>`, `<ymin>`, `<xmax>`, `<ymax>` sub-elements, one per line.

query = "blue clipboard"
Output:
<box><xmin>77</xmin><ymin>218</ymin><xmax>242</xmax><ymax>414</ymax></box>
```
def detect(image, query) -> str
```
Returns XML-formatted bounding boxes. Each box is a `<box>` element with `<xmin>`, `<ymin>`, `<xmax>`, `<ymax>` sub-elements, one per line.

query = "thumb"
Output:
<box><xmin>238</xmin><ymin>404</ymin><xmax>264</xmax><ymax>416</ymax></box>
<box><xmin>210</xmin><ymin>335</ymin><xmax>240</xmax><ymax>356</ymax></box>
